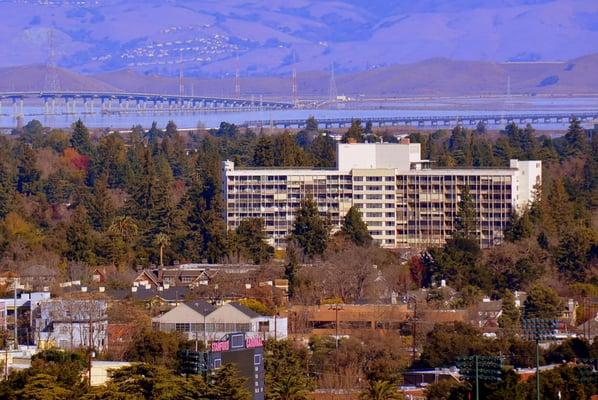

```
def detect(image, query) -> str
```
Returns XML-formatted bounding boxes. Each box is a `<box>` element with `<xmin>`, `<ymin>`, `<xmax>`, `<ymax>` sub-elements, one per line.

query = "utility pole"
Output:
<box><xmin>13</xmin><ymin>278</ymin><xmax>18</xmax><ymax>350</ymax></box>
<box><xmin>328</xmin><ymin>303</ymin><xmax>343</xmax><ymax>379</ymax></box>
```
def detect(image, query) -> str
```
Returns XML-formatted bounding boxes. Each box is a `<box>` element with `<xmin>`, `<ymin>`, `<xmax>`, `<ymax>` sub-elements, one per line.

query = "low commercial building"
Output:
<box><xmin>289</xmin><ymin>304</ymin><xmax>411</xmax><ymax>336</ymax></box>
<box><xmin>223</xmin><ymin>141</ymin><xmax>541</xmax><ymax>249</ymax></box>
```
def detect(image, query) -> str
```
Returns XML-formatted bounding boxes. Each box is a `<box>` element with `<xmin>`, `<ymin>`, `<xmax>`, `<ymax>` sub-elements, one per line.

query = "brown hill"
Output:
<box><xmin>2</xmin><ymin>55</ymin><xmax>598</xmax><ymax>98</ymax></box>
<box><xmin>0</xmin><ymin>65</ymin><xmax>119</xmax><ymax>93</ymax></box>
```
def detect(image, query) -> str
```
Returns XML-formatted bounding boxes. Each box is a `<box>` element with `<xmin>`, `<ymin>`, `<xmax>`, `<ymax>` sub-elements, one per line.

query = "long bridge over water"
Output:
<box><xmin>245</xmin><ymin>111</ymin><xmax>598</xmax><ymax>129</ymax></box>
<box><xmin>0</xmin><ymin>91</ymin><xmax>293</xmax><ymax>116</ymax></box>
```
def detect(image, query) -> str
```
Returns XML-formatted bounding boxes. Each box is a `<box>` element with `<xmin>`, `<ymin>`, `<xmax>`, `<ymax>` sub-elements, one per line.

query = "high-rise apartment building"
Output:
<box><xmin>222</xmin><ymin>141</ymin><xmax>541</xmax><ymax>249</ymax></box>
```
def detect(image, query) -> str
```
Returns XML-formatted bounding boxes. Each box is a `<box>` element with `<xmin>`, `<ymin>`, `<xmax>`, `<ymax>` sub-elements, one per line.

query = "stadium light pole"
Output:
<box><xmin>522</xmin><ymin>318</ymin><xmax>557</xmax><ymax>400</ymax></box>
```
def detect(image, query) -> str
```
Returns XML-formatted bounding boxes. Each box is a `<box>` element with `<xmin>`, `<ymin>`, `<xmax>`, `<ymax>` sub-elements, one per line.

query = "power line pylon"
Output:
<box><xmin>235</xmin><ymin>55</ymin><xmax>241</xmax><ymax>100</ymax></box>
<box><xmin>291</xmin><ymin>51</ymin><xmax>298</xmax><ymax>106</ymax></box>
<box><xmin>328</xmin><ymin>62</ymin><xmax>338</xmax><ymax>107</ymax></box>
<box><xmin>44</xmin><ymin>29</ymin><xmax>61</xmax><ymax>92</ymax></box>
<box><xmin>178</xmin><ymin>49</ymin><xmax>184</xmax><ymax>98</ymax></box>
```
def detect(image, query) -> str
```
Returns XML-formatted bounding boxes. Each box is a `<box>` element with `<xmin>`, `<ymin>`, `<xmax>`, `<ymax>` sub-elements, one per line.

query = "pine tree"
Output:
<box><xmin>309</xmin><ymin>134</ymin><xmax>336</xmax><ymax>168</ymax></box>
<box><xmin>498</xmin><ymin>291</ymin><xmax>520</xmax><ymax>335</ymax></box>
<box><xmin>341</xmin><ymin>206</ymin><xmax>372</xmax><ymax>246</ymax></box>
<box><xmin>453</xmin><ymin>186</ymin><xmax>477</xmax><ymax>240</ymax></box>
<box><xmin>87</xmin><ymin>174</ymin><xmax>116</xmax><ymax>231</ymax></box>
<box><xmin>252</xmin><ymin>135</ymin><xmax>275</xmax><ymax>166</ymax></box>
<box><xmin>16</xmin><ymin>144</ymin><xmax>41</xmax><ymax>196</ymax></box>
<box><xmin>165</xmin><ymin>120</ymin><xmax>178</xmax><ymax>138</ymax></box>
<box><xmin>0</xmin><ymin>162</ymin><xmax>15</xmax><ymax>219</ymax></box>
<box><xmin>342</xmin><ymin>119</ymin><xmax>364</xmax><ymax>143</ymax></box>
<box><xmin>292</xmin><ymin>199</ymin><xmax>330</xmax><ymax>258</ymax></box>
<box><xmin>208</xmin><ymin>364</ymin><xmax>250</xmax><ymax>400</ymax></box>
<box><xmin>70</xmin><ymin>119</ymin><xmax>93</xmax><ymax>156</ymax></box>
<box><xmin>146</xmin><ymin>121</ymin><xmax>163</xmax><ymax>143</ymax></box>
<box><xmin>524</xmin><ymin>285</ymin><xmax>562</xmax><ymax>319</ymax></box>
<box><xmin>236</xmin><ymin>218</ymin><xmax>274</xmax><ymax>264</ymax></box>
<box><xmin>564</xmin><ymin>117</ymin><xmax>590</xmax><ymax>156</ymax></box>
<box><xmin>65</xmin><ymin>205</ymin><xmax>94</xmax><ymax>263</ymax></box>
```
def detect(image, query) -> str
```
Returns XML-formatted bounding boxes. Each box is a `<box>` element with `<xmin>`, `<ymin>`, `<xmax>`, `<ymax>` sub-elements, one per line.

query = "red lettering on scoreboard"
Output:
<box><xmin>211</xmin><ymin>341</ymin><xmax>230</xmax><ymax>352</ymax></box>
<box><xmin>245</xmin><ymin>337</ymin><xmax>263</xmax><ymax>348</ymax></box>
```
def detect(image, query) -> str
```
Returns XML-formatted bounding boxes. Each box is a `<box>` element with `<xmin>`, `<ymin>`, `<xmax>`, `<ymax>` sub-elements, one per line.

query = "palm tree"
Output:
<box><xmin>269</xmin><ymin>375</ymin><xmax>309</xmax><ymax>400</ymax></box>
<box><xmin>108</xmin><ymin>216</ymin><xmax>139</xmax><ymax>241</ymax></box>
<box><xmin>359</xmin><ymin>380</ymin><xmax>403</xmax><ymax>400</ymax></box>
<box><xmin>154</xmin><ymin>233</ymin><xmax>170</xmax><ymax>267</ymax></box>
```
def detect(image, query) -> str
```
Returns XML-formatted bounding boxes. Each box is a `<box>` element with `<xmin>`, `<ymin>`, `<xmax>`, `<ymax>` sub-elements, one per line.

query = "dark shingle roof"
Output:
<box><xmin>187</xmin><ymin>300</ymin><xmax>216</xmax><ymax>316</ymax></box>
<box><xmin>229</xmin><ymin>302</ymin><xmax>261</xmax><ymax>318</ymax></box>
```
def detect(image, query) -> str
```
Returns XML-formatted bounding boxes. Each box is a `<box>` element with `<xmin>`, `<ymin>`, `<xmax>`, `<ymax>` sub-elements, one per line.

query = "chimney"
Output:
<box><xmin>131</xmin><ymin>287</ymin><xmax>138</xmax><ymax>293</ymax></box>
<box><xmin>163</xmin><ymin>284</ymin><xmax>170</xmax><ymax>289</ymax></box>
<box><xmin>145</xmin><ymin>284</ymin><xmax>151</xmax><ymax>290</ymax></box>
<box><xmin>98</xmin><ymin>287</ymin><xmax>105</xmax><ymax>293</ymax></box>
<box><xmin>440</xmin><ymin>279</ymin><xmax>446</xmax><ymax>288</ymax></box>
<box><xmin>81</xmin><ymin>287</ymin><xmax>87</xmax><ymax>293</ymax></box>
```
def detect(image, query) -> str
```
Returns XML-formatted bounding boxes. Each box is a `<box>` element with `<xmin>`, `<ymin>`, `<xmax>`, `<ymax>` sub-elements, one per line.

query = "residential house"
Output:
<box><xmin>35</xmin><ymin>299</ymin><xmax>108</xmax><ymax>351</ymax></box>
<box><xmin>152</xmin><ymin>301</ymin><xmax>287</xmax><ymax>342</ymax></box>
<box><xmin>19</xmin><ymin>265</ymin><xmax>60</xmax><ymax>291</ymax></box>
<box><xmin>469</xmin><ymin>298</ymin><xmax>503</xmax><ymax>334</ymax></box>
<box><xmin>132</xmin><ymin>263</ymin><xmax>261</xmax><ymax>289</ymax></box>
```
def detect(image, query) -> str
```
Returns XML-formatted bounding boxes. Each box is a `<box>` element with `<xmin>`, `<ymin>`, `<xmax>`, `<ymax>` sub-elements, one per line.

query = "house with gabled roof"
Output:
<box><xmin>151</xmin><ymin>301</ymin><xmax>287</xmax><ymax>342</ymax></box>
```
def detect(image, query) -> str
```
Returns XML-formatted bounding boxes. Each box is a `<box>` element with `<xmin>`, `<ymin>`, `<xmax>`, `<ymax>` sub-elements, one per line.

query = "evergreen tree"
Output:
<box><xmin>342</xmin><ymin>119</ymin><xmax>364</xmax><ymax>143</ymax></box>
<box><xmin>454</xmin><ymin>187</ymin><xmax>477</xmax><ymax>240</ymax></box>
<box><xmin>21</xmin><ymin>119</ymin><xmax>45</xmax><ymax>148</ymax></box>
<box><xmin>524</xmin><ymin>285</ymin><xmax>563</xmax><ymax>319</ymax></box>
<box><xmin>16</xmin><ymin>144</ymin><xmax>41</xmax><ymax>196</ymax></box>
<box><xmin>236</xmin><ymin>218</ymin><xmax>274</xmax><ymax>265</ymax></box>
<box><xmin>65</xmin><ymin>205</ymin><xmax>94</xmax><ymax>263</ymax></box>
<box><xmin>309</xmin><ymin>134</ymin><xmax>336</xmax><ymax>168</ymax></box>
<box><xmin>305</xmin><ymin>116</ymin><xmax>318</xmax><ymax>132</ymax></box>
<box><xmin>555</xmin><ymin>227</ymin><xmax>598</xmax><ymax>282</ymax></box>
<box><xmin>252</xmin><ymin>135</ymin><xmax>275</xmax><ymax>167</ymax></box>
<box><xmin>273</xmin><ymin>132</ymin><xmax>308</xmax><ymax>166</ymax></box>
<box><xmin>87</xmin><ymin>174</ymin><xmax>116</xmax><ymax>231</ymax></box>
<box><xmin>146</xmin><ymin>121</ymin><xmax>163</xmax><ymax>143</ymax></box>
<box><xmin>498</xmin><ymin>291</ymin><xmax>520</xmax><ymax>335</ymax></box>
<box><xmin>0</xmin><ymin>163</ymin><xmax>15</xmax><ymax>219</ymax></box>
<box><xmin>504</xmin><ymin>209</ymin><xmax>533</xmax><ymax>242</ymax></box>
<box><xmin>165</xmin><ymin>120</ymin><xmax>178</xmax><ymax>138</ymax></box>
<box><xmin>292</xmin><ymin>199</ymin><xmax>330</xmax><ymax>258</ymax></box>
<box><xmin>208</xmin><ymin>364</ymin><xmax>251</xmax><ymax>400</ymax></box>
<box><xmin>341</xmin><ymin>206</ymin><xmax>372</xmax><ymax>247</ymax></box>
<box><xmin>70</xmin><ymin>119</ymin><xmax>93</xmax><ymax>156</ymax></box>
<box><xmin>563</xmin><ymin>117</ymin><xmax>590</xmax><ymax>156</ymax></box>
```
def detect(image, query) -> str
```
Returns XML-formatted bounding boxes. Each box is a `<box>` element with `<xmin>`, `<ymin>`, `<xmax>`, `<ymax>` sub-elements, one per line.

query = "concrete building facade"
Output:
<box><xmin>222</xmin><ymin>142</ymin><xmax>541</xmax><ymax>249</ymax></box>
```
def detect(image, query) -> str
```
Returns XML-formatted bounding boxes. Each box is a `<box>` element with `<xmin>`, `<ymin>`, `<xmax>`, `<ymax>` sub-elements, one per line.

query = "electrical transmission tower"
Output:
<box><xmin>44</xmin><ymin>29</ymin><xmax>61</xmax><ymax>92</ymax></box>
<box><xmin>235</xmin><ymin>55</ymin><xmax>241</xmax><ymax>99</ymax></box>
<box><xmin>291</xmin><ymin>51</ymin><xmax>298</xmax><ymax>106</ymax></box>
<box><xmin>328</xmin><ymin>62</ymin><xmax>338</xmax><ymax>106</ymax></box>
<box><xmin>178</xmin><ymin>49</ymin><xmax>184</xmax><ymax>98</ymax></box>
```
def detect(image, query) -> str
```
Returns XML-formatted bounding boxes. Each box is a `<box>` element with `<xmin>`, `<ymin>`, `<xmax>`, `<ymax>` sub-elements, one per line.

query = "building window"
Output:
<box><xmin>254</xmin><ymin>354</ymin><xmax>262</xmax><ymax>365</ymax></box>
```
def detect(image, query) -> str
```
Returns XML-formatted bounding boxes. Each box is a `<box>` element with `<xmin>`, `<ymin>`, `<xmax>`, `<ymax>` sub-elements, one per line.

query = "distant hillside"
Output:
<box><xmin>2</xmin><ymin>54</ymin><xmax>598</xmax><ymax>98</ymax></box>
<box><xmin>0</xmin><ymin>65</ymin><xmax>119</xmax><ymax>92</ymax></box>
<box><xmin>0</xmin><ymin>0</ymin><xmax>596</xmax><ymax>76</ymax></box>
<box><xmin>93</xmin><ymin>55</ymin><xmax>598</xmax><ymax>98</ymax></box>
